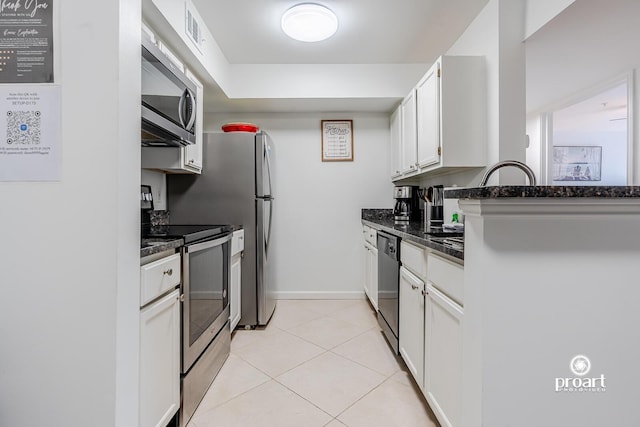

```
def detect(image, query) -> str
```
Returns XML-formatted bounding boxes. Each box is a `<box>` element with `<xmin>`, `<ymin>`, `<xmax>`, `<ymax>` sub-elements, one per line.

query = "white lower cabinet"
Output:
<box><xmin>230</xmin><ymin>230</ymin><xmax>244</xmax><ymax>331</ymax></box>
<box><xmin>424</xmin><ymin>253</ymin><xmax>464</xmax><ymax>427</ymax></box>
<box><xmin>399</xmin><ymin>266</ymin><xmax>425</xmax><ymax>388</ymax></box>
<box><xmin>363</xmin><ymin>242</ymin><xmax>378</xmax><ymax>310</ymax></box>
<box><xmin>363</xmin><ymin>225</ymin><xmax>378</xmax><ymax>309</ymax></box>
<box><xmin>139</xmin><ymin>288</ymin><xmax>181</xmax><ymax>427</ymax></box>
<box><xmin>230</xmin><ymin>254</ymin><xmax>242</xmax><ymax>330</ymax></box>
<box><xmin>397</xmin><ymin>240</ymin><xmax>464</xmax><ymax>427</ymax></box>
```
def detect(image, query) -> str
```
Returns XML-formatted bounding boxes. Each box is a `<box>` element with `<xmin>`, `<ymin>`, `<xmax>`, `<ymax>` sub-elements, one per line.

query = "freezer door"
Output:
<box><xmin>256</xmin><ymin>198</ymin><xmax>276</xmax><ymax>325</ymax></box>
<box><xmin>255</xmin><ymin>132</ymin><xmax>274</xmax><ymax>198</ymax></box>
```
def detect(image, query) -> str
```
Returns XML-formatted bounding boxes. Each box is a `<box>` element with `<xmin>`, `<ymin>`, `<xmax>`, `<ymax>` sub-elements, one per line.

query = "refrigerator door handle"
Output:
<box><xmin>264</xmin><ymin>137</ymin><xmax>274</xmax><ymax>197</ymax></box>
<box><xmin>265</xmin><ymin>198</ymin><xmax>273</xmax><ymax>256</ymax></box>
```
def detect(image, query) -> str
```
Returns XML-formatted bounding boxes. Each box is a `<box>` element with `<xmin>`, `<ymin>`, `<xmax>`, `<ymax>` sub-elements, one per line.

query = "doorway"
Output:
<box><xmin>534</xmin><ymin>78</ymin><xmax>632</xmax><ymax>185</ymax></box>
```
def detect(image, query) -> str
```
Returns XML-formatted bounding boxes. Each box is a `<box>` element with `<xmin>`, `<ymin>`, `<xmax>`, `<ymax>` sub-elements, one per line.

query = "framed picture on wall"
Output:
<box><xmin>321</xmin><ymin>120</ymin><xmax>353</xmax><ymax>162</ymax></box>
<box><xmin>552</xmin><ymin>146</ymin><xmax>602</xmax><ymax>181</ymax></box>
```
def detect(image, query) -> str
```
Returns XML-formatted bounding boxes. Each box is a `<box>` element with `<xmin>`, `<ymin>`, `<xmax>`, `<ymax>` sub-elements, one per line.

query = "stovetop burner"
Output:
<box><xmin>142</xmin><ymin>224</ymin><xmax>233</xmax><ymax>244</ymax></box>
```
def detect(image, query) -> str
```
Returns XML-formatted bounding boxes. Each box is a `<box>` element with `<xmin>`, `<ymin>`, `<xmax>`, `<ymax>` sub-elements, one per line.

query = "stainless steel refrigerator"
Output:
<box><xmin>167</xmin><ymin>131</ymin><xmax>276</xmax><ymax>327</ymax></box>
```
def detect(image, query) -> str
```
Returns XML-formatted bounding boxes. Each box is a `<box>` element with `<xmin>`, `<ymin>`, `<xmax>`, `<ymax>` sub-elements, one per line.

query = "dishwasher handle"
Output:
<box><xmin>388</xmin><ymin>243</ymin><xmax>396</xmax><ymax>255</ymax></box>
<box><xmin>377</xmin><ymin>231</ymin><xmax>400</xmax><ymax>261</ymax></box>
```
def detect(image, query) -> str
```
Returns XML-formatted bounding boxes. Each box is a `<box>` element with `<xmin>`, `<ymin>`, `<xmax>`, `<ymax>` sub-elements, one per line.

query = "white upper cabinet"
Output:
<box><xmin>429</xmin><ymin>56</ymin><xmax>486</xmax><ymax>172</ymax></box>
<box><xmin>400</xmin><ymin>90</ymin><xmax>418</xmax><ymax>175</ymax></box>
<box><xmin>392</xmin><ymin>55</ymin><xmax>487</xmax><ymax>181</ymax></box>
<box><xmin>390</xmin><ymin>106</ymin><xmax>403</xmax><ymax>179</ymax></box>
<box><xmin>416</xmin><ymin>63</ymin><xmax>440</xmax><ymax>169</ymax></box>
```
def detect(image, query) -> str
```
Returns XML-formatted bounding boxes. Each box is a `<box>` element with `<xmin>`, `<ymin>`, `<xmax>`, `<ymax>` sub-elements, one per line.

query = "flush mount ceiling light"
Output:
<box><xmin>281</xmin><ymin>3</ymin><xmax>338</xmax><ymax>42</ymax></box>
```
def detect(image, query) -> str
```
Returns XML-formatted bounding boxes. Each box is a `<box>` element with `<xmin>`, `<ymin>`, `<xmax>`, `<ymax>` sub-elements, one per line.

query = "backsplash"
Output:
<box><xmin>361</xmin><ymin>208</ymin><xmax>393</xmax><ymax>221</ymax></box>
<box><xmin>150</xmin><ymin>210</ymin><xmax>170</xmax><ymax>226</ymax></box>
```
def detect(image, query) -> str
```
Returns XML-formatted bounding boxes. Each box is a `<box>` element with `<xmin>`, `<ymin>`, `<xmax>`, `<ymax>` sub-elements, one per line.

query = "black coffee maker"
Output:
<box><xmin>393</xmin><ymin>186</ymin><xmax>420</xmax><ymax>222</ymax></box>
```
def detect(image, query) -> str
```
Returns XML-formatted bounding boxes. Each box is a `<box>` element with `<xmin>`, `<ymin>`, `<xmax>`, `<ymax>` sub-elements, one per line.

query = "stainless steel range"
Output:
<box><xmin>143</xmin><ymin>224</ymin><xmax>233</xmax><ymax>427</ymax></box>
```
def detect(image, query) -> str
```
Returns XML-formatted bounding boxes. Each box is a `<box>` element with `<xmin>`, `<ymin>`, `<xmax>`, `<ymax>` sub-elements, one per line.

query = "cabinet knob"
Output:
<box><xmin>163</xmin><ymin>268</ymin><xmax>173</xmax><ymax>276</ymax></box>
<box><xmin>421</xmin><ymin>290</ymin><xmax>428</xmax><ymax>297</ymax></box>
<box><xmin>411</xmin><ymin>284</ymin><xmax>418</xmax><ymax>290</ymax></box>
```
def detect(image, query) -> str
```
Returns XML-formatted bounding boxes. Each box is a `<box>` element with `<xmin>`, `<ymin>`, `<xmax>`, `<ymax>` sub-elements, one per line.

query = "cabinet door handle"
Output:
<box><xmin>411</xmin><ymin>284</ymin><xmax>418</xmax><ymax>290</ymax></box>
<box><xmin>163</xmin><ymin>268</ymin><xmax>173</xmax><ymax>276</ymax></box>
<box><xmin>421</xmin><ymin>290</ymin><xmax>428</xmax><ymax>296</ymax></box>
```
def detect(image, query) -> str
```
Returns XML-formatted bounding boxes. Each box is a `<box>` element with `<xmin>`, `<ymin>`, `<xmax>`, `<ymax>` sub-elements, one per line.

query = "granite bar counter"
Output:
<box><xmin>361</xmin><ymin>209</ymin><xmax>464</xmax><ymax>262</ymax></box>
<box><xmin>445</xmin><ymin>185</ymin><xmax>640</xmax><ymax>199</ymax></box>
<box><xmin>443</xmin><ymin>184</ymin><xmax>640</xmax><ymax>426</ymax></box>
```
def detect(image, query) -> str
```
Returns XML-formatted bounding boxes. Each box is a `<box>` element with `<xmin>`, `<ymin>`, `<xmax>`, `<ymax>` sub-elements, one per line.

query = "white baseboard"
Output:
<box><xmin>273</xmin><ymin>291</ymin><xmax>366</xmax><ymax>300</ymax></box>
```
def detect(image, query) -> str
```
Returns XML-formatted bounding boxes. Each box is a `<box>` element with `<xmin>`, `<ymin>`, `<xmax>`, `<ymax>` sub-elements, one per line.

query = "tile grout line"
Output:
<box><xmin>191</xmin><ymin>300</ymin><xmax>437</xmax><ymax>427</ymax></box>
<box><xmin>331</xmin><ymin>375</ymin><xmax>401</xmax><ymax>423</ymax></box>
<box><xmin>327</xmin><ymin>346</ymin><xmax>404</xmax><ymax>379</ymax></box>
<box><xmin>271</xmin><ymin>350</ymin><xmax>389</xmax><ymax>424</ymax></box>
<box><xmin>283</xmin><ymin>323</ymin><xmax>378</xmax><ymax>352</ymax></box>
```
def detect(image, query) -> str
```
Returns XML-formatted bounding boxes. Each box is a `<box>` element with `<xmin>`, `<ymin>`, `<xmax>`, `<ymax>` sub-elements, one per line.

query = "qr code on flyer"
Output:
<box><xmin>6</xmin><ymin>110</ymin><xmax>42</xmax><ymax>145</ymax></box>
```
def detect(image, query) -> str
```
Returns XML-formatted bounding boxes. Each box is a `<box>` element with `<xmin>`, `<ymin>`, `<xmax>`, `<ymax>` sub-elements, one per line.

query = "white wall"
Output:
<box><xmin>525</xmin><ymin>0</ymin><xmax>640</xmax><ymax>183</ymax></box>
<box><xmin>525</xmin><ymin>114</ymin><xmax>543</xmax><ymax>182</ymax></box>
<box><xmin>205</xmin><ymin>113</ymin><xmax>393</xmax><ymax>298</ymax></box>
<box><xmin>0</xmin><ymin>1</ymin><xmax>141</xmax><ymax>426</ymax></box>
<box><xmin>524</xmin><ymin>0</ymin><xmax>575</xmax><ymax>40</ymax></box>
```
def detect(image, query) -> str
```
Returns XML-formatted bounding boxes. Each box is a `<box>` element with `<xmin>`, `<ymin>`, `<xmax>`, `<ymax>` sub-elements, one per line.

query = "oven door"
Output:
<box><xmin>181</xmin><ymin>233</ymin><xmax>231</xmax><ymax>373</ymax></box>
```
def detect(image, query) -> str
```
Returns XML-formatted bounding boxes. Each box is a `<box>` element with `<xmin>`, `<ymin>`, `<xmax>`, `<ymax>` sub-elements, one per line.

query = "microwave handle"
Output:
<box><xmin>178</xmin><ymin>88</ymin><xmax>196</xmax><ymax>131</ymax></box>
<box><xmin>184</xmin><ymin>88</ymin><xmax>196</xmax><ymax>131</ymax></box>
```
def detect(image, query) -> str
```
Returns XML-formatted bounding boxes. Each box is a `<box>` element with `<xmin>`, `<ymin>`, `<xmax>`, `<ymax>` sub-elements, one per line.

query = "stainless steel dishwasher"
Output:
<box><xmin>377</xmin><ymin>230</ymin><xmax>400</xmax><ymax>354</ymax></box>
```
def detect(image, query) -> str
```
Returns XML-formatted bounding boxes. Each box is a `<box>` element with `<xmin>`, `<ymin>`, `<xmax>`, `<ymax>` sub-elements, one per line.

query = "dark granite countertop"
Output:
<box><xmin>140</xmin><ymin>224</ymin><xmax>244</xmax><ymax>259</ymax></box>
<box><xmin>445</xmin><ymin>186</ymin><xmax>640</xmax><ymax>199</ymax></box>
<box><xmin>362</xmin><ymin>209</ymin><xmax>464</xmax><ymax>263</ymax></box>
<box><xmin>140</xmin><ymin>238</ymin><xmax>183</xmax><ymax>259</ymax></box>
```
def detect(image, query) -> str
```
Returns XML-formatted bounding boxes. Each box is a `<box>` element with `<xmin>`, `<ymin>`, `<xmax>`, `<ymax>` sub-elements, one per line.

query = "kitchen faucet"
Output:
<box><xmin>479</xmin><ymin>160</ymin><xmax>537</xmax><ymax>186</ymax></box>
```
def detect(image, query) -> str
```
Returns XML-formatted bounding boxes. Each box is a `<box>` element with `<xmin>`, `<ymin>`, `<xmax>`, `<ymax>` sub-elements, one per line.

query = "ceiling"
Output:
<box><xmin>552</xmin><ymin>82</ymin><xmax>628</xmax><ymax>133</ymax></box>
<box><xmin>193</xmin><ymin>0</ymin><xmax>488</xmax><ymax>65</ymax></box>
<box><xmin>189</xmin><ymin>0</ymin><xmax>489</xmax><ymax>113</ymax></box>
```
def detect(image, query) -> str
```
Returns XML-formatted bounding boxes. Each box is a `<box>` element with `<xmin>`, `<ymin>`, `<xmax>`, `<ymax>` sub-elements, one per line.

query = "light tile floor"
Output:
<box><xmin>188</xmin><ymin>299</ymin><xmax>440</xmax><ymax>427</ymax></box>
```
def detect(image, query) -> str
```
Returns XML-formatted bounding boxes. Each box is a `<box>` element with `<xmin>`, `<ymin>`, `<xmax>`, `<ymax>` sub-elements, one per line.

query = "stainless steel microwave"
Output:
<box><xmin>141</xmin><ymin>37</ymin><xmax>197</xmax><ymax>147</ymax></box>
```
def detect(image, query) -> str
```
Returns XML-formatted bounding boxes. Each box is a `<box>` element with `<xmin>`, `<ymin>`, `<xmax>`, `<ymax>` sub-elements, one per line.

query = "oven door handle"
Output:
<box><xmin>184</xmin><ymin>233</ymin><xmax>232</xmax><ymax>253</ymax></box>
